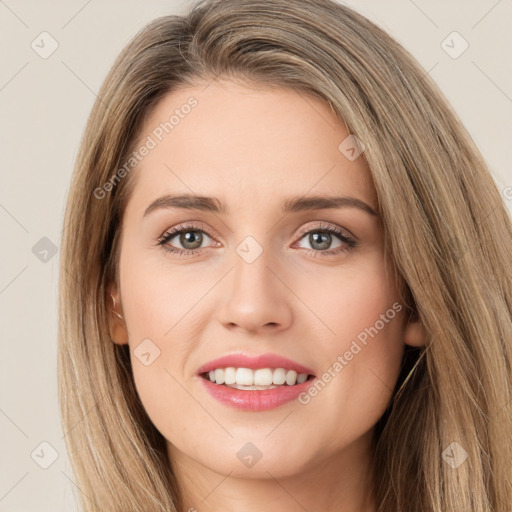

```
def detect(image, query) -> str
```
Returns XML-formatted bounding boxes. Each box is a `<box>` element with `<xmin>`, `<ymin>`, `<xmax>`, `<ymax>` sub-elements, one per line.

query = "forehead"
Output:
<box><xmin>126</xmin><ymin>80</ymin><xmax>377</xmax><ymax>213</ymax></box>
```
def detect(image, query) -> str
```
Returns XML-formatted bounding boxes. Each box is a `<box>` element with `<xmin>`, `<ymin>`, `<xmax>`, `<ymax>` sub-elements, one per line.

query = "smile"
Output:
<box><xmin>201</xmin><ymin>367</ymin><xmax>313</xmax><ymax>389</ymax></box>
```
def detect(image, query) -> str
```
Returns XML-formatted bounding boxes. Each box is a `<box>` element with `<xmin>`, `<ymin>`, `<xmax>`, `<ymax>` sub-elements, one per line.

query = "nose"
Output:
<box><xmin>216</xmin><ymin>247</ymin><xmax>293</xmax><ymax>335</ymax></box>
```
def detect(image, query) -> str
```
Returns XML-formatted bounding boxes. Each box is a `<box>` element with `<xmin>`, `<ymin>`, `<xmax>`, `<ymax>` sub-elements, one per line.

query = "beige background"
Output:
<box><xmin>1</xmin><ymin>1</ymin><xmax>511</xmax><ymax>510</ymax></box>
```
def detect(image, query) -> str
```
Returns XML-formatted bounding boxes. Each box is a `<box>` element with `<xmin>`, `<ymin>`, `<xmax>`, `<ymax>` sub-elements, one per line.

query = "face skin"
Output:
<box><xmin>109</xmin><ymin>79</ymin><xmax>425</xmax><ymax>512</ymax></box>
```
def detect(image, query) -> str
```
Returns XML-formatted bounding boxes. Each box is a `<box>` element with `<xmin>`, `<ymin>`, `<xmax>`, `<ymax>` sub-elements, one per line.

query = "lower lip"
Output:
<box><xmin>198</xmin><ymin>375</ymin><xmax>316</xmax><ymax>411</ymax></box>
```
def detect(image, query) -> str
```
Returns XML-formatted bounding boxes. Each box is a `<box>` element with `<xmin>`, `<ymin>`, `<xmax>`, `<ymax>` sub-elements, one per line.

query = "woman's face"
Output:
<box><xmin>110</xmin><ymin>79</ymin><xmax>423</xmax><ymax>480</ymax></box>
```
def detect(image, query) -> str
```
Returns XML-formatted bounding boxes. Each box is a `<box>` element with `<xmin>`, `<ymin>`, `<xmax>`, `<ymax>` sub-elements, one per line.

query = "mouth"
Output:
<box><xmin>196</xmin><ymin>352</ymin><xmax>317</xmax><ymax>410</ymax></box>
<box><xmin>200</xmin><ymin>367</ymin><xmax>316</xmax><ymax>390</ymax></box>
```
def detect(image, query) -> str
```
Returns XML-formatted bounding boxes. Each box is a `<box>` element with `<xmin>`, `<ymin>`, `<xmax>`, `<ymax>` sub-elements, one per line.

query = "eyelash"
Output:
<box><xmin>156</xmin><ymin>222</ymin><xmax>357</xmax><ymax>258</ymax></box>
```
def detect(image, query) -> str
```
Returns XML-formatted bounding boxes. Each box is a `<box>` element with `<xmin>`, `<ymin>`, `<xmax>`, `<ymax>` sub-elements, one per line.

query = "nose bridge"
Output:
<box><xmin>231</xmin><ymin>234</ymin><xmax>278</xmax><ymax>302</ymax></box>
<box><xmin>233</xmin><ymin>238</ymin><xmax>272</xmax><ymax>290</ymax></box>
<box><xmin>216</xmin><ymin>233</ymin><xmax>292</xmax><ymax>332</ymax></box>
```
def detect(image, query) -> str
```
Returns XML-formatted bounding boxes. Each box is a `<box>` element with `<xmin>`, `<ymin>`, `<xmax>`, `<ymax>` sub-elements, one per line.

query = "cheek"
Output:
<box><xmin>120</xmin><ymin>249</ymin><xmax>196</xmax><ymax>339</ymax></box>
<box><xmin>300</xmin><ymin>253</ymin><xmax>403</xmax><ymax>349</ymax></box>
<box><xmin>118</xmin><ymin>247</ymin><xmax>210</xmax><ymax>428</ymax></box>
<box><xmin>300</xmin><ymin>256</ymin><xmax>406</xmax><ymax>431</ymax></box>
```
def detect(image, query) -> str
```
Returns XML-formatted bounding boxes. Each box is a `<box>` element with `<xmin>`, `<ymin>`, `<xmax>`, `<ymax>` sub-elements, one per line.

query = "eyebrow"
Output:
<box><xmin>143</xmin><ymin>193</ymin><xmax>378</xmax><ymax>217</ymax></box>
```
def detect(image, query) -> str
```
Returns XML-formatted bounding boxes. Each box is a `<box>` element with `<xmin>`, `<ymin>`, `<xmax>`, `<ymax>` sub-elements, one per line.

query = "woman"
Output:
<box><xmin>58</xmin><ymin>0</ymin><xmax>512</xmax><ymax>510</ymax></box>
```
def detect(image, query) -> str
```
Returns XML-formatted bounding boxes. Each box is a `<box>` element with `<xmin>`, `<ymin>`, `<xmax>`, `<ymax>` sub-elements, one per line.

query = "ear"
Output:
<box><xmin>403</xmin><ymin>315</ymin><xmax>426</xmax><ymax>348</ymax></box>
<box><xmin>107</xmin><ymin>284</ymin><xmax>129</xmax><ymax>345</ymax></box>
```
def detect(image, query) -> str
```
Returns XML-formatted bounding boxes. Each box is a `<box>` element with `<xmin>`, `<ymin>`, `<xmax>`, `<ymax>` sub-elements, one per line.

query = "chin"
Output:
<box><xmin>193</xmin><ymin>438</ymin><xmax>314</xmax><ymax>478</ymax></box>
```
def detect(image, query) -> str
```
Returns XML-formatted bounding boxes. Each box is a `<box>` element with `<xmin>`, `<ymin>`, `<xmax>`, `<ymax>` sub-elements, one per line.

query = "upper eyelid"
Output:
<box><xmin>161</xmin><ymin>222</ymin><xmax>217</xmax><ymax>240</ymax></box>
<box><xmin>295</xmin><ymin>221</ymin><xmax>354</xmax><ymax>239</ymax></box>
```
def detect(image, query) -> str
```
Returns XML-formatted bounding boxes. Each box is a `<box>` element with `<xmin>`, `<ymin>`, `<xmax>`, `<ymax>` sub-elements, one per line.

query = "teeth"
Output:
<box><xmin>236</xmin><ymin>367</ymin><xmax>254</xmax><ymax>386</ymax></box>
<box><xmin>205</xmin><ymin>367</ymin><xmax>310</xmax><ymax>387</ymax></box>
<box><xmin>224</xmin><ymin>367</ymin><xmax>236</xmax><ymax>385</ymax></box>
<box><xmin>285</xmin><ymin>370</ymin><xmax>298</xmax><ymax>385</ymax></box>
<box><xmin>254</xmin><ymin>368</ymin><xmax>273</xmax><ymax>386</ymax></box>
<box><xmin>297</xmin><ymin>373</ymin><xmax>308</xmax><ymax>384</ymax></box>
<box><xmin>272</xmin><ymin>368</ymin><xmax>286</xmax><ymax>385</ymax></box>
<box><xmin>215</xmin><ymin>368</ymin><xmax>225</xmax><ymax>384</ymax></box>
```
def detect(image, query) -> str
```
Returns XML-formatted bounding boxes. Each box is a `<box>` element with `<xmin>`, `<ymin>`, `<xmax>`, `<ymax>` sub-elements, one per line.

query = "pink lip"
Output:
<box><xmin>196</xmin><ymin>352</ymin><xmax>316</xmax><ymax>411</ymax></box>
<box><xmin>199</xmin><ymin>375</ymin><xmax>317</xmax><ymax>411</ymax></box>
<box><xmin>197</xmin><ymin>352</ymin><xmax>315</xmax><ymax>376</ymax></box>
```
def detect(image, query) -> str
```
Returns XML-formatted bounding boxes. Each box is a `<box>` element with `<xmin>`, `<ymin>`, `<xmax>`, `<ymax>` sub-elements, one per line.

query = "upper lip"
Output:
<box><xmin>197</xmin><ymin>352</ymin><xmax>315</xmax><ymax>376</ymax></box>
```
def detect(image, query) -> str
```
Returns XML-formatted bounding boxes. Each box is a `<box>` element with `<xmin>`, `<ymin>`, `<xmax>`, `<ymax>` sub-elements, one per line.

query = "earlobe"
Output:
<box><xmin>404</xmin><ymin>317</ymin><xmax>426</xmax><ymax>348</ymax></box>
<box><xmin>107</xmin><ymin>285</ymin><xmax>129</xmax><ymax>345</ymax></box>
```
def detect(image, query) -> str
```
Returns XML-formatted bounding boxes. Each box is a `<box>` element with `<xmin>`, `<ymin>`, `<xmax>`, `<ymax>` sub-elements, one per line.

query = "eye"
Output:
<box><xmin>156</xmin><ymin>222</ymin><xmax>357</xmax><ymax>258</ymax></box>
<box><xmin>293</xmin><ymin>223</ymin><xmax>356</xmax><ymax>256</ymax></box>
<box><xmin>156</xmin><ymin>223</ymin><xmax>219</xmax><ymax>257</ymax></box>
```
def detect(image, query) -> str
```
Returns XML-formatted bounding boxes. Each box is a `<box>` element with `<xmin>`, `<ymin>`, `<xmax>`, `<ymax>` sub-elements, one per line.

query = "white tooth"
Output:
<box><xmin>254</xmin><ymin>368</ymin><xmax>273</xmax><ymax>386</ymax></box>
<box><xmin>272</xmin><ymin>368</ymin><xmax>286</xmax><ymax>385</ymax></box>
<box><xmin>224</xmin><ymin>367</ymin><xmax>236</xmax><ymax>385</ymax></box>
<box><xmin>236</xmin><ymin>367</ymin><xmax>254</xmax><ymax>386</ymax></box>
<box><xmin>297</xmin><ymin>373</ymin><xmax>308</xmax><ymax>384</ymax></box>
<box><xmin>211</xmin><ymin>367</ymin><xmax>308</xmax><ymax>387</ymax></box>
<box><xmin>285</xmin><ymin>370</ymin><xmax>298</xmax><ymax>385</ymax></box>
<box><xmin>215</xmin><ymin>368</ymin><xmax>225</xmax><ymax>384</ymax></box>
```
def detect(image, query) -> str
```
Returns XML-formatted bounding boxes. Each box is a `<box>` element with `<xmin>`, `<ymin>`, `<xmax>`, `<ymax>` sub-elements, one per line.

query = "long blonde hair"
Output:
<box><xmin>58</xmin><ymin>0</ymin><xmax>512</xmax><ymax>510</ymax></box>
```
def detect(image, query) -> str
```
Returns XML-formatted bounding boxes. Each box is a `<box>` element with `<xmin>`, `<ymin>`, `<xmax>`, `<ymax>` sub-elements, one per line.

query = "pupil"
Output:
<box><xmin>181</xmin><ymin>231</ymin><xmax>202</xmax><ymax>249</ymax></box>
<box><xmin>310</xmin><ymin>232</ymin><xmax>330</xmax><ymax>250</ymax></box>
